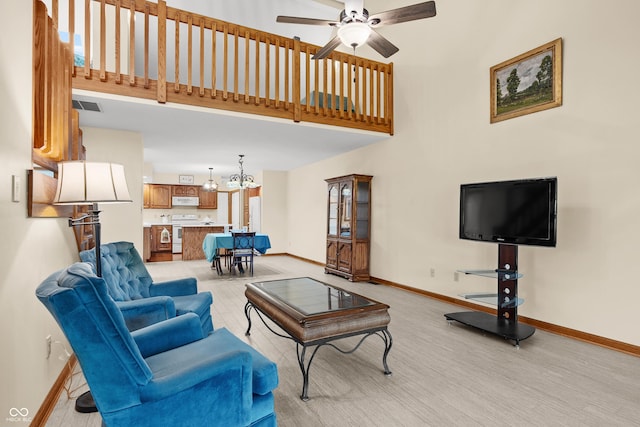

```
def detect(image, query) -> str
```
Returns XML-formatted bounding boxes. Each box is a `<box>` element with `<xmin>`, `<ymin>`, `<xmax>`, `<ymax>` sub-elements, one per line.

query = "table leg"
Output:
<box><xmin>296</xmin><ymin>344</ymin><xmax>323</xmax><ymax>402</ymax></box>
<box><xmin>244</xmin><ymin>301</ymin><xmax>253</xmax><ymax>336</ymax></box>
<box><xmin>295</xmin><ymin>329</ymin><xmax>393</xmax><ymax>401</ymax></box>
<box><xmin>380</xmin><ymin>329</ymin><xmax>393</xmax><ymax>376</ymax></box>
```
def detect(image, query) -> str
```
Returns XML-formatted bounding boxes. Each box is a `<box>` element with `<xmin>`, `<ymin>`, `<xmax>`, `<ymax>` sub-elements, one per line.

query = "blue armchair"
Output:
<box><xmin>80</xmin><ymin>241</ymin><xmax>213</xmax><ymax>334</ymax></box>
<box><xmin>36</xmin><ymin>262</ymin><xmax>278</xmax><ymax>427</ymax></box>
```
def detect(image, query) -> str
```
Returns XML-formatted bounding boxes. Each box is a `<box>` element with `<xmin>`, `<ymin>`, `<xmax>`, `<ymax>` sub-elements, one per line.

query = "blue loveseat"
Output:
<box><xmin>80</xmin><ymin>241</ymin><xmax>213</xmax><ymax>334</ymax></box>
<box><xmin>36</xmin><ymin>262</ymin><xmax>278</xmax><ymax>426</ymax></box>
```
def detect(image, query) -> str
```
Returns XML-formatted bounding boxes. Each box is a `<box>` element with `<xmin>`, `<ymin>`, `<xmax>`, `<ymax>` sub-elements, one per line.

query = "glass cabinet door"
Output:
<box><xmin>339</xmin><ymin>182</ymin><xmax>352</xmax><ymax>237</ymax></box>
<box><xmin>328</xmin><ymin>184</ymin><xmax>339</xmax><ymax>236</ymax></box>
<box><xmin>355</xmin><ymin>180</ymin><xmax>370</xmax><ymax>239</ymax></box>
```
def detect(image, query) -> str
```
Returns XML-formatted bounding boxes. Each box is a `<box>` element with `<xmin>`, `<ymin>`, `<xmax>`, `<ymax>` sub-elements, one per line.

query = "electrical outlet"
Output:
<box><xmin>46</xmin><ymin>335</ymin><xmax>52</xmax><ymax>359</ymax></box>
<box><xmin>453</xmin><ymin>272</ymin><xmax>459</xmax><ymax>282</ymax></box>
<box><xmin>430</xmin><ymin>268</ymin><xmax>435</xmax><ymax>278</ymax></box>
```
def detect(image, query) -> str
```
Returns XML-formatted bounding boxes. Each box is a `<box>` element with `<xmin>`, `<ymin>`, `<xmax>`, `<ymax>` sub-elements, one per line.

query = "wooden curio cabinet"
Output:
<box><xmin>325</xmin><ymin>174</ymin><xmax>372</xmax><ymax>281</ymax></box>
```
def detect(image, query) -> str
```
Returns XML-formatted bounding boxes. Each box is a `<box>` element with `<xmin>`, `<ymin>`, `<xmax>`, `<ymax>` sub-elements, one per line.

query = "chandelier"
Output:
<box><xmin>227</xmin><ymin>154</ymin><xmax>257</xmax><ymax>189</ymax></box>
<box><xmin>202</xmin><ymin>167</ymin><xmax>218</xmax><ymax>192</ymax></box>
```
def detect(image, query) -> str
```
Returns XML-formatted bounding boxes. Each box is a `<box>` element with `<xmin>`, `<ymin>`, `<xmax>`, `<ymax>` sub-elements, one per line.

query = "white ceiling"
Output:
<box><xmin>71</xmin><ymin>0</ymin><xmax>389</xmax><ymax>178</ymax></box>
<box><xmin>73</xmin><ymin>90</ymin><xmax>387</xmax><ymax>177</ymax></box>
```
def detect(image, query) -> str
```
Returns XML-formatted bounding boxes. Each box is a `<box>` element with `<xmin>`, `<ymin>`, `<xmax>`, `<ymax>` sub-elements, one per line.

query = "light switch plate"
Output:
<box><xmin>12</xmin><ymin>175</ymin><xmax>20</xmax><ymax>202</ymax></box>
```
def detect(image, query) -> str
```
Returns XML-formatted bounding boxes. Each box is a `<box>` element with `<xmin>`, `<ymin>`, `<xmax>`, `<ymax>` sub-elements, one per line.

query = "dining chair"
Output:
<box><xmin>231</xmin><ymin>232</ymin><xmax>256</xmax><ymax>275</ymax></box>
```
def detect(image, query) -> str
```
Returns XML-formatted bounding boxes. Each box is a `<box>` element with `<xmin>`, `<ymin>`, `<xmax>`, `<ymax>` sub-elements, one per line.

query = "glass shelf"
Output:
<box><xmin>457</xmin><ymin>269</ymin><xmax>523</xmax><ymax>281</ymax></box>
<box><xmin>460</xmin><ymin>292</ymin><xmax>524</xmax><ymax>308</ymax></box>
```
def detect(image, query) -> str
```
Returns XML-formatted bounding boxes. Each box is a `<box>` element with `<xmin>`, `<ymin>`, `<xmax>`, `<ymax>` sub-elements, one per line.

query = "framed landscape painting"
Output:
<box><xmin>490</xmin><ymin>38</ymin><xmax>563</xmax><ymax>123</ymax></box>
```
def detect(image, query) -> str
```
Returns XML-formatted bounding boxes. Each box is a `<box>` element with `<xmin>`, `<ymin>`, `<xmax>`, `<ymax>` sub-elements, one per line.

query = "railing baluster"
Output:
<box><xmin>233</xmin><ymin>27</ymin><xmax>239</xmax><ymax>102</ymax></box>
<box><xmin>84</xmin><ymin>0</ymin><xmax>90</xmax><ymax>79</ymax></box>
<box><xmin>244</xmin><ymin>30</ymin><xmax>250</xmax><ymax>103</ymax></box>
<box><xmin>52</xmin><ymin>0</ymin><xmax>58</xmax><ymax>28</ymax></box>
<box><xmin>223</xmin><ymin>24</ymin><xmax>228</xmax><ymax>100</ymax></box>
<box><xmin>254</xmin><ymin>33</ymin><xmax>260</xmax><ymax>106</ymax></box>
<box><xmin>305</xmin><ymin>46</ymin><xmax>310</xmax><ymax>113</ymax></box>
<box><xmin>187</xmin><ymin>15</ymin><xmax>193</xmax><ymax>95</ymax></box>
<box><xmin>69</xmin><ymin>0</ymin><xmax>75</xmax><ymax>77</ymax></box>
<box><xmin>115</xmin><ymin>0</ymin><xmax>121</xmax><ymax>84</ymax></box>
<box><xmin>265</xmin><ymin>36</ymin><xmax>270</xmax><ymax>107</ymax></box>
<box><xmin>275</xmin><ymin>38</ymin><xmax>280</xmax><ymax>109</ymax></box>
<box><xmin>143</xmin><ymin>3</ymin><xmax>149</xmax><ymax>88</ymax></box>
<box><xmin>284</xmin><ymin>39</ymin><xmax>290</xmax><ymax>110</ymax></box>
<box><xmin>292</xmin><ymin>37</ymin><xmax>300</xmax><ymax>122</ymax></box>
<box><xmin>99</xmin><ymin>0</ymin><xmax>106</xmax><ymax>81</ymax></box>
<box><xmin>211</xmin><ymin>22</ymin><xmax>216</xmax><ymax>99</ymax></box>
<box><xmin>129</xmin><ymin>0</ymin><xmax>135</xmax><ymax>85</ymax></box>
<box><xmin>314</xmin><ymin>50</ymin><xmax>319</xmax><ymax>114</ymax></box>
<box><xmin>369</xmin><ymin>64</ymin><xmax>374</xmax><ymax>123</ymax></box>
<box><xmin>199</xmin><ymin>18</ymin><xmax>205</xmax><ymax>96</ymax></box>
<box><xmin>354</xmin><ymin>59</ymin><xmax>360</xmax><ymax>120</ymax></box>
<box><xmin>174</xmin><ymin>12</ymin><xmax>180</xmax><ymax>92</ymax></box>
<box><xmin>339</xmin><ymin>56</ymin><xmax>344</xmax><ymax>119</ymax></box>
<box><xmin>157</xmin><ymin>0</ymin><xmax>166</xmax><ymax>103</ymax></box>
<box><xmin>331</xmin><ymin>57</ymin><xmax>336</xmax><ymax>118</ymax></box>
<box><xmin>322</xmin><ymin>58</ymin><xmax>328</xmax><ymax>116</ymax></box>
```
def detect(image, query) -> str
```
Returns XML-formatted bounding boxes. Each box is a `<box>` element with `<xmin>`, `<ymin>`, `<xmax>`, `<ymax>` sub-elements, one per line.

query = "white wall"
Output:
<box><xmin>82</xmin><ymin>127</ymin><xmax>144</xmax><ymax>250</ymax></box>
<box><xmin>286</xmin><ymin>0</ymin><xmax>640</xmax><ymax>346</ymax></box>
<box><xmin>261</xmin><ymin>170</ymin><xmax>288</xmax><ymax>254</ymax></box>
<box><xmin>0</xmin><ymin>1</ymin><xmax>79</xmax><ymax>420</ymax></box>
<box><xmin>0</xmin><ymin>4</ymin><xmax>145</xmax><ymax>418</ymax></box>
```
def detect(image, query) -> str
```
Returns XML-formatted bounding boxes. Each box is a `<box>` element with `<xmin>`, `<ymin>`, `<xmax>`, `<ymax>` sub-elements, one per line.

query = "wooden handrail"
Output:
<box><xmin>45</xmin><ymin>0</ymin><xmax>394</xmax><ymax>134</ymax></box>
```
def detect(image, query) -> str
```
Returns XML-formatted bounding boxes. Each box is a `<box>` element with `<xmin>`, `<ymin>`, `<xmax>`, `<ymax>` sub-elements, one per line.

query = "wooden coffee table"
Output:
<box><xmin>244</xmin><ymin>277</ymin><xmax>393</xmax><ymax>401</ymax></box>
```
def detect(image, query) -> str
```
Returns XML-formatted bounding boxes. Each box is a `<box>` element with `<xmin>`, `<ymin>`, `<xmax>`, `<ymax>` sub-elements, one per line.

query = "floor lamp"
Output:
<box><xmin>53</xmin><ymin>160</ymin><xmax>132</xmax><ymax>412</ymax></box>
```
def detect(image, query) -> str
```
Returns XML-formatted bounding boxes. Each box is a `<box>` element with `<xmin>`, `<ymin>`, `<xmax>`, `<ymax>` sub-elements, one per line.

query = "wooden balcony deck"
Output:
<box><xmin>52</xmin><ymin>0</ymin><xmax>394</xmax><ymax>135</ymax></box>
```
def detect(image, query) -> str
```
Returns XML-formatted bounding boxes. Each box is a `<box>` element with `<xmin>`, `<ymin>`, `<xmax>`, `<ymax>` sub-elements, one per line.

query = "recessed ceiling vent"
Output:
<box><xmin>72</xmin><ymin>99</ymin><xmax>102</xmax><ymax>112</ymax></box>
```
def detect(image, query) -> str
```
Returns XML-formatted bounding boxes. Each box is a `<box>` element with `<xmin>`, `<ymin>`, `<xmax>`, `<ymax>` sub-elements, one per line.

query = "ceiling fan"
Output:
<box><xmin>276</xmin><ymin>0</ymin><xmax>436</xmax><ymax>59</ymax></box>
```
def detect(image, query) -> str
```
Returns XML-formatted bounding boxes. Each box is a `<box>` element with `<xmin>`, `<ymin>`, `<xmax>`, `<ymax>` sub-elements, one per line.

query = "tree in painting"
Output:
<box><xmin>495</xmin><ymin>52</ymin><xmax>554</xmax><ymax>115</ymax></box>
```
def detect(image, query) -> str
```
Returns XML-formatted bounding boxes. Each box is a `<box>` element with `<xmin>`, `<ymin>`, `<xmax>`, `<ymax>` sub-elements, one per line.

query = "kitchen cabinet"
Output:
<box><xmin>149</xmin><ymin>225</ymin><xmax>173</xmax><ymax>262</ymax></box>
<box><xmin>143</xmin><ymin>226</ymin><xmax>151</xmax><ymax>261</ymax></box>
<box><xmin>144</xmin><ymin>184</ymin><xmax>172</xmax><ymax>209</ymax></box>
<box><xmin>172</xmin><ymin>185</ymin><xmax>199</xmax><ymax>197</ymax></box>
<box><xmin>198</xmin><ymin>188</ymin><xmax>218</xmax><ymax>209</ymax></box>
<box><xmin>325</xmin><ymin>174</ymin><xmax>372</xmax><ymax>282</ymax></box>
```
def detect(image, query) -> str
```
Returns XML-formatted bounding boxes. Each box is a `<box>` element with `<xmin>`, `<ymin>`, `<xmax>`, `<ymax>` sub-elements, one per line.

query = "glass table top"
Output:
<box><xmin>248</xmin><ymin>277</ymin><xmax>375</xmax><ymax>316</ymax></box>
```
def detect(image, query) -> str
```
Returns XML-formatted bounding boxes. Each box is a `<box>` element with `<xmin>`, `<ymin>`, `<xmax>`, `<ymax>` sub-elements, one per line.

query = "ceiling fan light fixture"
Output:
<box><xmin>337</xmin><ymin>22</ymin><xmax>371</xmax><ymax>48</ymax></box>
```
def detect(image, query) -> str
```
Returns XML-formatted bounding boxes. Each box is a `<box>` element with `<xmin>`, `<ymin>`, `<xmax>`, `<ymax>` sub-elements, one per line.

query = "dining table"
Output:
<box><xmin>202</xmin><ymin>232</ymin><xmax>271</xmax><ymax>263</ymax></box>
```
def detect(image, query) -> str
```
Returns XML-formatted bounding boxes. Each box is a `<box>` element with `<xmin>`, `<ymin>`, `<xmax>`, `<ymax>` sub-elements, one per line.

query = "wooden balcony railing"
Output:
<box><xmin>47</xmin><ymin>0</ymin><xmax>394</xmax><ymax>134</ymax></box>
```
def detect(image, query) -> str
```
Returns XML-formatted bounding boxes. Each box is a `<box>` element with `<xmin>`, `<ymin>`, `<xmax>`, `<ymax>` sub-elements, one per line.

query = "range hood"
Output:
<box><xmin>172</xmin><ymin>196</ymin><xmax>199</xmax><ymax>206</ymax></box>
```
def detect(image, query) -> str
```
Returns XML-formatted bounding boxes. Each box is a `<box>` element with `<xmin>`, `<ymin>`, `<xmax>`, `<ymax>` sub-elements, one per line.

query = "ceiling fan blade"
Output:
<box><xmin>366</xmin><ymin>30</ymin><xmax>400</xmax><ymax>58</ymax></box>
<box><xmin>312</xmin><ymin>36</ymin><xmax>343</xmax><ymax>60</ymax></box>
<box><xmin>368</xmin><ymin>1</ymin><xmax>436</xmax><ymax>26</ymax></box>
<box><xmin>276</xmin><ymin>16</ymin><xmax>339</xmax><ymax>26</ymax></box>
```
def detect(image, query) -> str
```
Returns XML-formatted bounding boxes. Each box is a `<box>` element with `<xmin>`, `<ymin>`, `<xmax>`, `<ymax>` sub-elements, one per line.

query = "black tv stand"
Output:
<box><xmin>444</xmin><ymin>244</ymin><xmax>535</xmax><ymax>347</ymax></box>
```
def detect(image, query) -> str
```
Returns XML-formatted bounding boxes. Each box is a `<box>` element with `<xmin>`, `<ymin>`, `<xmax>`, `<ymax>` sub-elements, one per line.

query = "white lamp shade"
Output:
<box><xmin>338</xmin><ymin>23</ymin><xmax>371</xmax><ymax>48</ymax></box>
<box><xmin>54</xmin><ymin>161</ymin><xmax>132</xmax><ymax>204</ymax></box>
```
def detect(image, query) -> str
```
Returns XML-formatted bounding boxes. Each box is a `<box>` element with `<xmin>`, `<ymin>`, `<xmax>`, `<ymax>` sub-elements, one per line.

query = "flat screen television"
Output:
<box><xmin>459</xmin><ymin>177</ymin><xmax>557</xmax><ymax>247</ymax></box>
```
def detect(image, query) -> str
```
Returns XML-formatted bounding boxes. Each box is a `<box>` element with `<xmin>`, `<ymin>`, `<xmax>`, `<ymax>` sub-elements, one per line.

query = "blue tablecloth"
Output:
<box><xmin>203</xmin><ymin>233</ymin><xmax>271</xmax><ymax>262</ymax></box>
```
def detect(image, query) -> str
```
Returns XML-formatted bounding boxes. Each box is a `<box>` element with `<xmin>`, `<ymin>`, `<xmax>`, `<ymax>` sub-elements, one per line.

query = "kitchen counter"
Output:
<box><xmin>182</xmin><ymin>225</ymin><xmax>227</xmax><ymax>261</ymax></box>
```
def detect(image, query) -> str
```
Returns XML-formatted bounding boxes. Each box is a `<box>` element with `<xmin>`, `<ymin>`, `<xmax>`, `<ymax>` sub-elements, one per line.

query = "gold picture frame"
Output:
<box><xmin>490</xmin><ymin>38</ymin><xmax>563</xmax><ymax>123</ymax></box>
